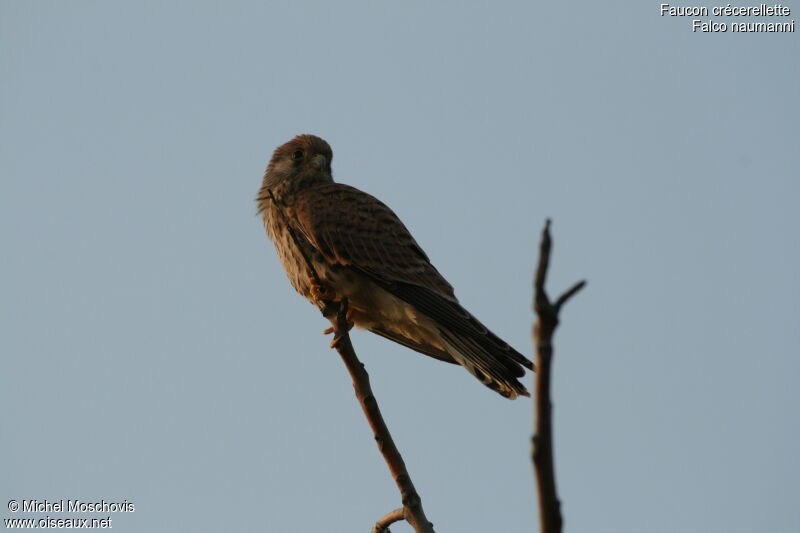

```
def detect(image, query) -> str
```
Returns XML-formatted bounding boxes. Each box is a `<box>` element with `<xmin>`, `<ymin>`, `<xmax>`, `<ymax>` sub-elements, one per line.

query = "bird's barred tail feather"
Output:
<box><xmin>366</xmin><ymin>279</ymin><xmax>534</xmax><ymax>398</ymax></box>
<box><xmin>439</xmin><ymin>330</ymin><xmax>530</xmax><ymax>399</ymax></box>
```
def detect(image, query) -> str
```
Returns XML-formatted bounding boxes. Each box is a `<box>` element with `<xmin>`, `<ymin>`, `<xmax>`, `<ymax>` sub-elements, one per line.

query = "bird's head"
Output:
<box><xmin>260</xmin><ymin>134</ymin><xmax>334</xmax><ymax>205</ymax></box>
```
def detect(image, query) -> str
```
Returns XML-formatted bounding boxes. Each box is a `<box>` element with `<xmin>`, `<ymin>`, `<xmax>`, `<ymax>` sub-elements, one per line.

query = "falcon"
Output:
<box><xmin>257</xmin><ymin>134</ymin><xmax>533</xmax><ymax>398</ymax></box>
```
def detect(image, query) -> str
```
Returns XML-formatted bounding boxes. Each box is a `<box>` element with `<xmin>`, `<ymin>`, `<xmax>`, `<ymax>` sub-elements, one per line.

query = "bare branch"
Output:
<box><xmin>267</xmin><ymin>188</ymin><xmax>434</xmax><ymax>533</ymax></box>
<box><xmin>325</xmin><ymin>299</ymin><xmax>435</xmax><ymax>533</ymax></box>
<box><xmin>531</xmin><ymin>219</ymin><xmax>586</xmax><ymax>533</ymax></box>
<box><xmin>372</xmin><ymin>508</ymin><xmax>405</xmax><ymax>533</ymax></box>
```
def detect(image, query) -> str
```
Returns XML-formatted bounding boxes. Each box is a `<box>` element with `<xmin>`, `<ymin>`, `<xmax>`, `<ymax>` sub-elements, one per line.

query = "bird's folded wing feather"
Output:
<box><xmin>291</xmin><ymin>183</ymin><xmax>456</xmax><ymax>299</ymax></box>
<box><xmin>291</xmin><ymin>183</ymin><xmax>533</xmax><ymax>374</ymax></box>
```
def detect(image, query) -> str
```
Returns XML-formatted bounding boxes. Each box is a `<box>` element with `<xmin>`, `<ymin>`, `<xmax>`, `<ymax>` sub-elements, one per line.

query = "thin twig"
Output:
<box><xmin>555</xmin><ymin>280</ymin><xmax>586</xmax><ymax>311</ymax></box>
<box><xmin>372</xmin><ymin>508</ymin><xmax>405</xmax><ymax>533</ymax></box>
<box><xmin>267</xmin><ymin>189</ymin><xmax>434</xmax><ymax>533</ymax></box>
<box><xmin>531</xmin><ymin>219</ymin><xmax>586</xmax><ymax>533</ymax></box>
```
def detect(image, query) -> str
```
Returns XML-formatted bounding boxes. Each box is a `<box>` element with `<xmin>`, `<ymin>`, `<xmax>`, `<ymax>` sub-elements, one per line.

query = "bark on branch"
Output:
<box><xmin>532</xmin><ymin>219</ymin><xmax>586</xmax><ymax>533</ymax></box>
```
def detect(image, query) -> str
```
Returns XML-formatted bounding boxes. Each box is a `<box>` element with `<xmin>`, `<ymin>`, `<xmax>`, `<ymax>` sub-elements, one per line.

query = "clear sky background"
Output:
<box><xmin>2</xmin><ymin>2</ymin><xmax>798</xmax><ymax>532</ymax></box>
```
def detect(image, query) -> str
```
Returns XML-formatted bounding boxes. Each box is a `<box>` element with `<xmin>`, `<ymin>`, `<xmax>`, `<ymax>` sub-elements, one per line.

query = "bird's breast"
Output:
<box><xmin>264</xmin><ymin>208</ymin><xmax>320</xmax><ymax>299</ymax></box>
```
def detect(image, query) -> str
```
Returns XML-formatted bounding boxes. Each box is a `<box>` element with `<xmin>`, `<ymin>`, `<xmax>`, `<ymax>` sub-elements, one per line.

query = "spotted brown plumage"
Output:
<box><xmin>258</xmin><ymin>134</ymin><xmax>533</xmax><ymax>398</ymax></box>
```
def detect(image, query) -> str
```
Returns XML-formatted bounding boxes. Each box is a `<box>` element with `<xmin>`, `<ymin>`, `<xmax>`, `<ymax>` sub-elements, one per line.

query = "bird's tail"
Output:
<box><xmin>439</xmin><ymin>329</ymin><xmax>532</xmax><ymax>399</ymax></box>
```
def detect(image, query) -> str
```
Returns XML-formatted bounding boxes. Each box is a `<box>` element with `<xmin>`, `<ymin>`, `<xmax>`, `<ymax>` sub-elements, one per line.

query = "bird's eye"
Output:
<box><xmin>291</xmin><ymin>150</ymin><xmax>304</xmax><ymax>161</ymax></box>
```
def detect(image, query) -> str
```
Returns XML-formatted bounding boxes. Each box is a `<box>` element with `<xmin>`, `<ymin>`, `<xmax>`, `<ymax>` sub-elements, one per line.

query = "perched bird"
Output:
<box><xmin>257</xmin><ymin>134</ymin><xmax>533</xmax><ymax>398</ymax></box>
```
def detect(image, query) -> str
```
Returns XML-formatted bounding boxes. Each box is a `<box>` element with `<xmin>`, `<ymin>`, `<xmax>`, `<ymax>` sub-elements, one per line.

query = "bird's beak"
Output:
<box><xmin>310</xmin><ymin>153</ymin><xmax>328</xmax><ymax>171</ymax></box>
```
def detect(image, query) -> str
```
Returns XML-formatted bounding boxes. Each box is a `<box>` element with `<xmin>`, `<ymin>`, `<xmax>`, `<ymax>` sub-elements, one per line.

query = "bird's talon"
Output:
<box><xmin>309</xmin><ymin>277</ymin><xmax>334</xmax><ymax>302</ymax></box>
<box><xmin>329</xmin><ymin>332</ymin><xmax>345</xmax><ymax>348</ymax></box>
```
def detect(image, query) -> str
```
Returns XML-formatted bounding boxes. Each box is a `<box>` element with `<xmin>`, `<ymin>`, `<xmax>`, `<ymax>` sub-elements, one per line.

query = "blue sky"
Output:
<box><xmin>2</xmin><ymin>2</ymin><xmax>798</xmax><ymax>532</ymax></box>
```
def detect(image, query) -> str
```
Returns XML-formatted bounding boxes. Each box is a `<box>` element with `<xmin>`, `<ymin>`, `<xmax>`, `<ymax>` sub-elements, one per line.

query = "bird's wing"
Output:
<box><xmin>291</xmin><ymin>182</ymin><xmax>533</xmax><ymax>395</ymax></box>
<box><xmin>291</xmin><ymin>183</ymin><xmax>457</xmax><ymax>299</ymax></box>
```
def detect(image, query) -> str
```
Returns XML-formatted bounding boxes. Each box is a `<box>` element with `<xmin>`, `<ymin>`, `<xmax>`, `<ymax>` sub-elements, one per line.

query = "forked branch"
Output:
<box><xmin>532</xmin><ymin>219</ymin><xmax>586</xmax><ymax>533</ymax></box>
